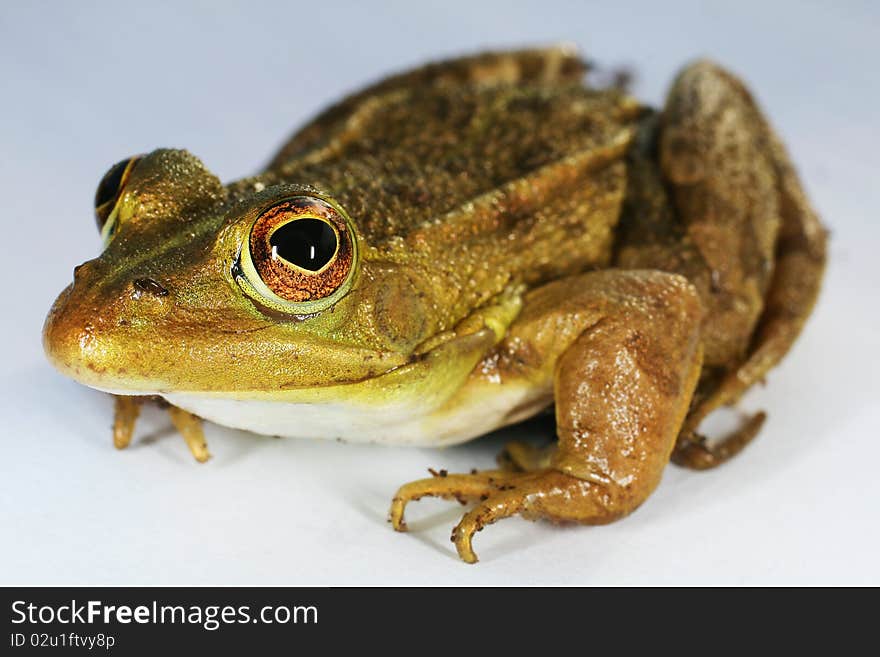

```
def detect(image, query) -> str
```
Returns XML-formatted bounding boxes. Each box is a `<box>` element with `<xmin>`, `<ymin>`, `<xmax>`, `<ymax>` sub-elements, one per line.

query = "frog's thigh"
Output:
<box><xmin>661</xmin><ymin>62</ymin><xmax>827</xmax><ymax>465</ymax></box>
<box><xmin>391</xmin><ymin>270</ymin><xmax>703</xmax><ymax>563</ymax></box>
<box><xmin>661</xmin><ymin>60</ymin><xmax>783</xmax><ymax>367</ymax></box>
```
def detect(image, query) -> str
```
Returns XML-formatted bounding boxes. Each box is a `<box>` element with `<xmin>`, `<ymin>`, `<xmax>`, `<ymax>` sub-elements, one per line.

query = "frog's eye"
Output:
<box><xmin>94</xmin><ymin>156</ymin><xmax>141</xmax><ymax>242</ymax></box>
<box><xmin>235</xmin><ymin>195</ymin><xmax>359</xmax><ymax>314</ymax></box>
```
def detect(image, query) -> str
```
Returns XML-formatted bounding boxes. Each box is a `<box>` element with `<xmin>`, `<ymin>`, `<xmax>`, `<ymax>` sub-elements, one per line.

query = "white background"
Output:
<box><xmin>1</xmin><ymin>1</ymin><xmax>878</xmax><ymax>585</ymax></box>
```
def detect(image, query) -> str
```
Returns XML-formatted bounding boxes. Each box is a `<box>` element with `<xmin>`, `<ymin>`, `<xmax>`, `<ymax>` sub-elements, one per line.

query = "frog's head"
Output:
<box><xmin>43</xmin><ymin>149</ymin><xmax>431</xmax><ymax>398</ymax></box>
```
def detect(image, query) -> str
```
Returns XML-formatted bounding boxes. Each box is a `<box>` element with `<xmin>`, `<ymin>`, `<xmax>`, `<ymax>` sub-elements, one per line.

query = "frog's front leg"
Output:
<box><xmin>391</xmin><ymin>270</ymin><xmax>704</xmax><ymax>563</ymax></box>
<box><xmin>112</xmin><ymin>395</ymin><xmax>210</xmax><ymax>462</ymax></box>
<box><xmin>112</xmin><ymin>395</ymin><xmax>142</xmax><ymax>450</ymax></box>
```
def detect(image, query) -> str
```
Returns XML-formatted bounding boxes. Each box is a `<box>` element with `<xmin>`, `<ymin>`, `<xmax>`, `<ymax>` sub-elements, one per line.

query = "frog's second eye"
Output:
<box><xmin>236</xmin><ymin>195</ymin><xmax>359</xmax><ymax>314</ymax></box>
<box><xmin>94</xmin><ymin>156</ymin><xmax>140</xmax><ymax>241</ymax></box>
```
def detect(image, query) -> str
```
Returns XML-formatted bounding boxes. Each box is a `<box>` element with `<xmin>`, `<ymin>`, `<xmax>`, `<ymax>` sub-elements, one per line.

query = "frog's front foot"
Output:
<box><xmin>112</xmin><ymin>395</ymin><xmax>211</xmax><ymax>463</ymax></box>
<box><xmin>390</xmin><ymin>468</ymin><xmax>597</xmax><ymax>564</ymax></box>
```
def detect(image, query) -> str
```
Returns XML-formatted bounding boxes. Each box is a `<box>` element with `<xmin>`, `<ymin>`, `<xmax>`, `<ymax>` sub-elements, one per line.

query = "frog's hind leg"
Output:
<box><xmin>111</xmin><ymin>395</ymin><xmax>211</xmax><ymax>463</ymax></box>
<box><xmin>391</xmin><ymin>270</ymin><xmax>704</xmax><ymax>563</ymax></box>
<box><xmin>658</xmin><ymin>61</ymin><xmax>828</xmax><ymax>469</ymax></box>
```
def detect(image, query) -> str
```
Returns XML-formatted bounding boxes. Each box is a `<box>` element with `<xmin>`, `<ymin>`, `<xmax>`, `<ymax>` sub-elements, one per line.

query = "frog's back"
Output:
<box><xmin>248</xmin><ymin>49</ymin><xmax>643</xmax><ymax>297</ymax></box>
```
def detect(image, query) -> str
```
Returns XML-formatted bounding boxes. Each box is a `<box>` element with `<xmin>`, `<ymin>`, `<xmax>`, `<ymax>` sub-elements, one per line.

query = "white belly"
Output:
<box><xmin>164</xmin><ymin>382</ymin><xmax>551</xmax><ymax>447</ymax></box>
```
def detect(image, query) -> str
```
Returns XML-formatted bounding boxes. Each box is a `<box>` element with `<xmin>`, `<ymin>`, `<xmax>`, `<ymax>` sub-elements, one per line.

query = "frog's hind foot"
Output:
<box><xmin>672</xmin><ymin>411</ymin><xmax>766</xmax><ymax>470</ymax></box>
<box><xmin>111</xmin><ymin>395</ymin><xmax>211</xmax><ymax>463</ymax></box>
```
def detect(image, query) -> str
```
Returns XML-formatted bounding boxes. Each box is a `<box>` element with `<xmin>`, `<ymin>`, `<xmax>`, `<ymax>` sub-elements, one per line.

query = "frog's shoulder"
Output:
<box><xmin>269</xmin><ymin>46</ymin><xmax>589</xmax><ymax>167</ymax></box>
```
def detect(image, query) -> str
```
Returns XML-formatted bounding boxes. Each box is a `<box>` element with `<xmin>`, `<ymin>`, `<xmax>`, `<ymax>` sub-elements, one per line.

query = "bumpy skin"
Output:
<box><xmin>43</xmin><ymin>48</ymin><xmax>826</xmax><ymax>563</ymax></box>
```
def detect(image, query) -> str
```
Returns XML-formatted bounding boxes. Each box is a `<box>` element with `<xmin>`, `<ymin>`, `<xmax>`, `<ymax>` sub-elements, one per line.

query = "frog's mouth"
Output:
<box><xmin>42</xmin><ymin>276</ymin><xmax>409</xmax><ymax>398</ymax></box>
<box><xmin>44</xmin><ymin>263</ymin><xmax>505</xmax><ymax>420</ymax></box>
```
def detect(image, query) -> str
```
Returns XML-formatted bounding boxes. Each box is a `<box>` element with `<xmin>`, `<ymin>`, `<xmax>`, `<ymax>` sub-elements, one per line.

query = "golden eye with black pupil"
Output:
<box><xmin>94</xmin><ymin>156</ymin><xmax>140</xmax><ymax>242</ymax></box>
<box><xmin>235</xmin><ymin>195</ymin><xmax>359</xmax><ymax>315</ymax></box>
<box><xmin>270</xmin><ymin>218</ymin><xmax>338</xmax><ymax>272</ymax></box>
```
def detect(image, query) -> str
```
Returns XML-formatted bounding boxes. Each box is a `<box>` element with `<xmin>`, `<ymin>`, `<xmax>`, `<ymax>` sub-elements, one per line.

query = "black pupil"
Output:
<box><xmin>270</xmin><ymin>219</ymin><xmax>338</xmax><ymax>271</ymax></box>
<box><xmin>95</xmin><ymin>159</ymin><xmax>130</xmax><ymax>209</ymax></box>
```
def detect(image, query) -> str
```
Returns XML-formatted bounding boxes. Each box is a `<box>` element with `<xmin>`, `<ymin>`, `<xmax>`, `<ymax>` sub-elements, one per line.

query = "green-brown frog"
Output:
<box><xmin>43</xmin><ymin>47</ymin><xmax>827</xmax><ymax>563</ymax></box>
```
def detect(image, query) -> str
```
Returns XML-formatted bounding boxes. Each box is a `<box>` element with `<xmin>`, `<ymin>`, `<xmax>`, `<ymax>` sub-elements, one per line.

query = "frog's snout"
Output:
<box><xmin>43</xmin><ymin>262</ymin><xmax>175</xmax><ymax>393</ymax></box>
<box><xmin>43</xmin><ymin>277</ymin><xmax>98</xmax><ymax>387</ymax></box>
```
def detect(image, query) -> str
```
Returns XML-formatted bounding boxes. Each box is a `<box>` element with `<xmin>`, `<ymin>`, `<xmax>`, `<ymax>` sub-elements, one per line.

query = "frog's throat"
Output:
<box><xmin>158</xmin><ymin>320</ymin><xmax>551</xmax><ymax>446</ymax></box>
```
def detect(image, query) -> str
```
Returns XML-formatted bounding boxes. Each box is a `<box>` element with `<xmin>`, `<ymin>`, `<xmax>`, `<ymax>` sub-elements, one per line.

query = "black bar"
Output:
<box><xmin>1</xmin><ymin>586</ymin><xmax>866</xmax><ymax>652</ymax></box>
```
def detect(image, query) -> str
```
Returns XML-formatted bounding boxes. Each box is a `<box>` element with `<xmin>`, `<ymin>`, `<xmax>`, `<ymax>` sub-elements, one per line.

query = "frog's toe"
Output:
<box><xmin>389</xmin><ymin>469</ymin><xmax>520</xmax><ymax>532</ymax></box>
<box><xmin>451</xmin><ymin>486</ymin><xmax>532</xmax><ymax>564</ymax></box>
<box><xmin>450</xmin><ymin>470</ymin><xmax>583</xmax><ymax>564</ymax></box>
<box><xmin>391</xmin><ymin>468</ymin><xmax>596</xmax><ymax>563</ymax></box>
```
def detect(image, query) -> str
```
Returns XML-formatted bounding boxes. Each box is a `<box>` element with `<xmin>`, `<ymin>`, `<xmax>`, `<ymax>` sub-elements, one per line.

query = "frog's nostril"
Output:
<box><xmin>132</xmin><ymin>278</ymin><xmax>169</xmax><ymax>297</ymax></box>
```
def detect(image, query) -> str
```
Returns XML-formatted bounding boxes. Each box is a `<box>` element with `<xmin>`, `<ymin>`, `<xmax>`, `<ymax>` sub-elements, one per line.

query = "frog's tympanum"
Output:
<box><xmin>44</xmin><ymin>48</ymin><xmax>827</xmax><ymax>563</ymax></box>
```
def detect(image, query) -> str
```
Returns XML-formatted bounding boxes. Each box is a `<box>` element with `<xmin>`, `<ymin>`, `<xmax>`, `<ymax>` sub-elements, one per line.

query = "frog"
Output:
<box><xmin>43</xmin><ymin>47</ymin><xmax>827</xmax><ymax>563</ymax></box>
